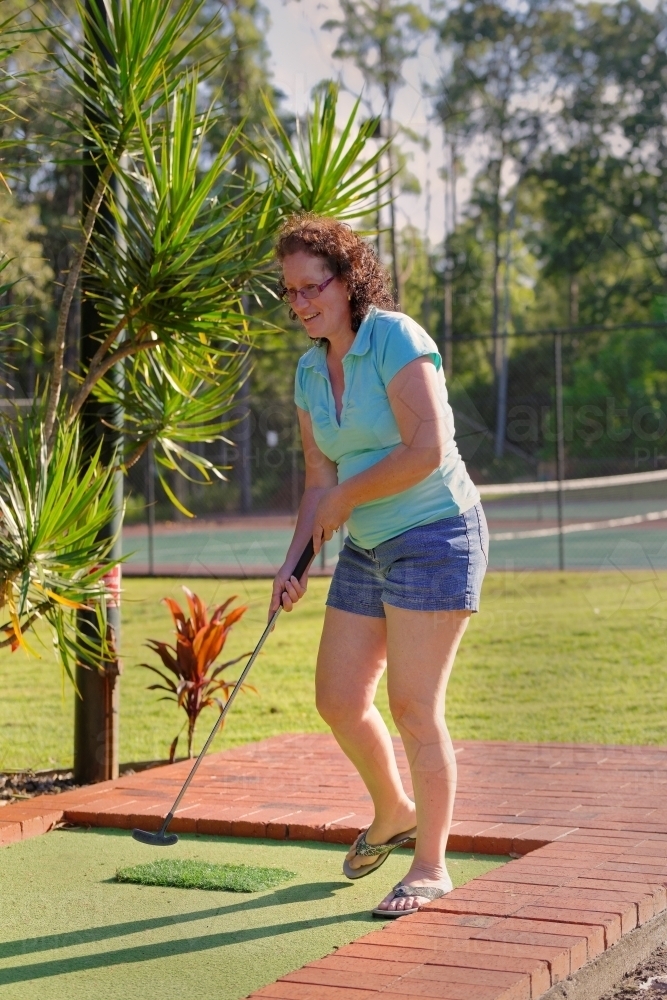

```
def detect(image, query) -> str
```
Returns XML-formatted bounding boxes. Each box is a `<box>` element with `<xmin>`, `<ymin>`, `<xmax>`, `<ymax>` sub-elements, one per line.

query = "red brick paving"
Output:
<box><xmin>2</xmin><ymin>735</ymin><xmax>667</xmax><ymax>998</ymax></box>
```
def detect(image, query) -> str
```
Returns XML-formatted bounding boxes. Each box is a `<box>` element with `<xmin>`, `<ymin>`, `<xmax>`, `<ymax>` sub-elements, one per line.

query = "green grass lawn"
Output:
<box><xmin>0</xmin><ymin>829</ymin><xmax>505</xmax><ymax>1000</ymax></box>
<box><xmin>1</xmin><ymin>570</ymin><xmax>667</xmax><ymax>771</ymax></box>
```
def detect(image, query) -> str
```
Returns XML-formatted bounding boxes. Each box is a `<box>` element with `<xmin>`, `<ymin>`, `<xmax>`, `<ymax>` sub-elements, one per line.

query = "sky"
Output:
<box><xmin>263</xmin><ymin>0</ymin><xmax>452</xmax><ymax>247</ymax></box>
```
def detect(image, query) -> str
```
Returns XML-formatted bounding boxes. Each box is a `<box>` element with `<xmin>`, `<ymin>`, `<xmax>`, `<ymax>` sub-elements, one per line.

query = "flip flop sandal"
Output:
<box><xmin>372</xmin><ymin>879</ymin><xmax>453</xmax><ymax>918</ymax></box>
<box><xmin>342</xmin><ymin>826</ymin><xmax>418</xmax><ymax>880</ymax></box>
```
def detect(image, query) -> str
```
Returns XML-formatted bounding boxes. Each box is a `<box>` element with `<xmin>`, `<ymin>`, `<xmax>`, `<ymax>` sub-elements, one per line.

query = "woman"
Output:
<box><xmin>269</xmin><ymin>214</ymin><xmax>488</xmax><ymax>918</ymax></box>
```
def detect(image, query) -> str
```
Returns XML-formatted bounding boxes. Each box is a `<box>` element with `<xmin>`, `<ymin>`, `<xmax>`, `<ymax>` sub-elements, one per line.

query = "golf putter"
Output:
<box><xmin>133</xmin><ymin>537</ymin><xmax>315</xmax><ymax>847</ymax></box>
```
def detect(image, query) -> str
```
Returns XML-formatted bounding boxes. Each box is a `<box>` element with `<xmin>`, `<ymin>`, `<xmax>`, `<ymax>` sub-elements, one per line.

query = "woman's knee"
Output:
<box><xmin>315</xmin><ymin>683</ymin><xmax>344</xmax><ymax>727</ymax></box>
<box><xmin>315</xmin><ymin>678</ymin><xmax>375</xmax><ymax>730</ymax></box>
<box><xmin>315</xmin><ymin>680</ymin><xmax>354</xmax><ymax>728</ymax></box>
<box><xmin>389</xmin><ymin>692</ymin><xmax>443</xmax><ymax>741</ymax></box>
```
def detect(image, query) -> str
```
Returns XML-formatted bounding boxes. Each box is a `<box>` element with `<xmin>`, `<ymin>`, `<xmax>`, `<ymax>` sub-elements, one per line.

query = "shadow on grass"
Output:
<box><xmin>0</xmin><ymin>879</ymin><xmax>354</xmax><ymax>970</ymax></box>
<box><xmin>0</xmin><ymin>897</ymin><xmax>369</xmax><ymax>985</ymax></box>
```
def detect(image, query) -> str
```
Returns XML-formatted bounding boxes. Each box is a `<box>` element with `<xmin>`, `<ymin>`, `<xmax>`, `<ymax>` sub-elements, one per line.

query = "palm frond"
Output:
<box><xmin>0</xmin><ymin>398</ymin><xmax>121</xmax><ymax>680</ymax></box>
<box><xmin>43</xmin><ymin>0</ymin><xmax>219</xmax><ymax>160</ymax></box>
<box><xmin>261</xmin><ymin>82</ymin><xmax>393</xmax><ymax>220</ymax></box>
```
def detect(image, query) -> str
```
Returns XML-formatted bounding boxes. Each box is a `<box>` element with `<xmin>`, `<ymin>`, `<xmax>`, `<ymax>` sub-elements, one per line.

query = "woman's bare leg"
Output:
<box><xmin>315</xmin><ymin>606</ymin><xmax>416</xmax><ymax>871</ymax></box>
<box><xmin>375</xmin><ymin>605</ymin><xmax>470</xmax><ymax>912</ymax></box>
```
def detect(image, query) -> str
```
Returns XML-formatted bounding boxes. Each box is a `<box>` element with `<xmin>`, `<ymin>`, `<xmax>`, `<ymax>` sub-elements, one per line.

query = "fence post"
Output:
<box><xmin>291</xmin><ymin>414</ymin><xmax>299</xmax><ymax>515</ymax></box>
<box><xmin>554</xmin><ymin>331</ymin><xmax>566</xmax><ymax>571</ymax></box>
<box><xmin>146</xmin><ymin>441</ymin><xmax>155</xmax><ymax>576</ymax></box>
<box><xmin>494</xmin><ymin>349</ymin><xmax>509</xmax><ymax>458</ymax></box>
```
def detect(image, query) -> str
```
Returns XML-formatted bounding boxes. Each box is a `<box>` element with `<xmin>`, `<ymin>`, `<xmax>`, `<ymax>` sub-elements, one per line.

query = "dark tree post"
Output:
<box><xmin>74</xmin><ymin>0</ymin><xmax>123</xmax><ymax>784</ymax></box>
<box><xmin>554</xmin><ymin>331</ymin><xmax>566</xmax><ymax>571</ymax></box>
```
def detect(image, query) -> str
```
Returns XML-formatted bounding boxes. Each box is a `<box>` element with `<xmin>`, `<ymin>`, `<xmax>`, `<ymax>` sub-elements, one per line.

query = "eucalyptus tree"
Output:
<box><xmin>323</xmin><ymin>0</ymin><xmax>429</xmax><ymax>303</ymax></box>
<box><xmin>431</xmin><ymin>0</ymin><xmax>576</xmax><ymax>454</ymax></box>
<box><xmin>0</xmin><ymin>0</ymin><xmax>388</xmax><ymax>778</ymax></box>
<box><xmin>532</xmin><ymin>0</ymin><xmax>667</xmax><ymax>322</ymax></box>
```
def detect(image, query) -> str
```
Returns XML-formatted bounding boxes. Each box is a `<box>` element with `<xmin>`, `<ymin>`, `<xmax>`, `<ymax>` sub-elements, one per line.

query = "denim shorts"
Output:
<box><xmin>326</xmin><ymin>503</ymin><xmax>488</xmax><ymax>617</ymax></box>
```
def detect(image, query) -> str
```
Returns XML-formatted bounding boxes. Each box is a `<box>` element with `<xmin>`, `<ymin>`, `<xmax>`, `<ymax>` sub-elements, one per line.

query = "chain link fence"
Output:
<box><xmin>122</xmin><ymin>320</ymin><xmax>667</xmax><ymax>574</ymax></box>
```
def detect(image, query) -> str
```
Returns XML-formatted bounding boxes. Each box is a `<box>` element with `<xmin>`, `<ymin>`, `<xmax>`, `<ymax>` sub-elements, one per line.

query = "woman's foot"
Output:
<box><xmin>373</xmin><ymin>863</ymin><xmax>453</xmax><ymax>914</ymax></box>
<box><xmin>345</xmin><ymin>802</ymin><xmax>417</xmax><ymax>874</ymax></box>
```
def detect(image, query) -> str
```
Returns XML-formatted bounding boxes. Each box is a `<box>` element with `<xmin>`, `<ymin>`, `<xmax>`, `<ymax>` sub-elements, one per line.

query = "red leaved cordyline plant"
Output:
<box><xmin>142</xmin><ymin>588</ymin><xmax>253</xmax><ymax>760</ymax></box>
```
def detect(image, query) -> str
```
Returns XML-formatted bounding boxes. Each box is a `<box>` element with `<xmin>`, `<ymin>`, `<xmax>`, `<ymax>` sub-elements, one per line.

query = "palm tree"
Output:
<box><xmin>0</xmin><ymin>0</ymin><xmax>389</xmax><ymax>779</ymax></box>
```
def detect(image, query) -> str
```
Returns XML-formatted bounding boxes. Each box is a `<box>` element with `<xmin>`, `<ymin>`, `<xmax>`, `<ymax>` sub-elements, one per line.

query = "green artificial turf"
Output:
<box><xmin>1</xmin><ymin>570</ymin><xmax>667</xmax><ymax>771</ymax></box>
<box><xmin>116</xmin><ymin>859</ymin><xmax>296</xmax><ymax>892</ymax></box>
<box><xmin>0</xmin><ymin>828</ymin><xmax>507</xmax><ymax>1000</ymax></box>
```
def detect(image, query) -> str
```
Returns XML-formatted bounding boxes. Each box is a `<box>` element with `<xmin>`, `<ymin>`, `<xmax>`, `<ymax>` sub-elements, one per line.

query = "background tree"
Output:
<box><xmin>323</xmin><ymin>0</ymin><xmax>429</xmax><ymax>303</ymax></box>
<box><xmin>431</xmin><ymin>0</ymin><xmax>576</xmax><ymax>452</ymax></box>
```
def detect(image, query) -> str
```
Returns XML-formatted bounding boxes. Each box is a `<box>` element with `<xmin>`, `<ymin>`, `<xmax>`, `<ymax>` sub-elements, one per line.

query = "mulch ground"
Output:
<box><xmin>601</xmin><ymin>945</ymin><xmax>667</xmax><ymax>999</ymax></box>
<box><xmin>3</xmin><ymin>734</ymin><xmax>667</xmax><ymax>1000</ymax></box>
<box><xmin>0</xmin><ymin>770</ymin><xmax>77</xmax><ymax>803</ymax></box>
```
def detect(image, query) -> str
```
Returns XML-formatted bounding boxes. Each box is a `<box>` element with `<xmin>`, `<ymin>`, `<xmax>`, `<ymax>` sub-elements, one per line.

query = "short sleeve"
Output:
<box><xmin>375</xmin><ymin>314</ymin><xmax>441</xmax><ymax>388</ymax></box>
<box><xmin>294</xmin><ymin>362</ymin><xmax>309</xmax><ymax>411</ymax></box>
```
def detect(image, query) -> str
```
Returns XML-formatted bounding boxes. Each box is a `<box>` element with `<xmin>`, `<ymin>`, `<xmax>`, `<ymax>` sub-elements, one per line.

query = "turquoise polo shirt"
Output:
<box><xmin>294</xmin><ymin>306</ymin><xmax>480</xmax><ymax>549</ymax></box>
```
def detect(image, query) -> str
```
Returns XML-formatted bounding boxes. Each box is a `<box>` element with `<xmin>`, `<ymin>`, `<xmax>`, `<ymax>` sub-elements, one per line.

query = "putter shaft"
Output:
<box><xmin>152</xmin><ymin>537</ymin><xmax>315</xmax><ymax>840</ymax></box>
<box><xmin>156</xmin><ymin>606</ymin><xmax>282</xmax><ymax>837</ymax></box>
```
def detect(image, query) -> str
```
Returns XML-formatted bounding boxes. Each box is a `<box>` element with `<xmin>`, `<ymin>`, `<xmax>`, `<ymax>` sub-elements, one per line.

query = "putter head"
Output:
<box><xmin>132</xmin><ymin>828</ymin><xmax>179</xmax><ymax>847</ymax></box>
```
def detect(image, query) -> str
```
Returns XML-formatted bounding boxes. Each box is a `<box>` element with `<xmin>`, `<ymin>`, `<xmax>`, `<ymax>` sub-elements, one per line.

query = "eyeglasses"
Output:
<box><xmin>280</xmin><ymin>274</ymin><xmax>335</xmax><ymax>304</ymax></box>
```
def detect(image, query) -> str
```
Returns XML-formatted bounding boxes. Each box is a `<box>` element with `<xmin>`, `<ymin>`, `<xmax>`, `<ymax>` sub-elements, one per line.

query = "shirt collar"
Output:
<box><xmin>299</xmin><ymin>306</ymin><xmax>377</xmax><ymax>372</ymax></box>
<box><xmin>346</xmin><ymin>306</ymin><xmax>376</xmax><ymax>357</ymax></box>
<box><xmin>300</xmin><ymin>343</ymin><xmax>328</xmax><ymax>373</ymax></box>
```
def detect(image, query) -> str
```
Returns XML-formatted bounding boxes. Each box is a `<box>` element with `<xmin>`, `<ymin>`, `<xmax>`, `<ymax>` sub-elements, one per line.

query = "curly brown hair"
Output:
<box><xmin>275</xmin><ymin>213</ymin><xmax>396</xmax><ymax>333</ymax></box>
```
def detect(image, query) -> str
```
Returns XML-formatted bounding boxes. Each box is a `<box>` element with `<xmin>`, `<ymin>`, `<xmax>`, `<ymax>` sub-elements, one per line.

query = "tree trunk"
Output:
<box><xmin>569</xmin><ymin>274</ymin><xmax>579</xmax><ymax>327</ymax></box>
<box><xmin>490</xmin><ymin>157</ymin><xmax>503</xmax><ymax>377</ymax></box>
<box><xmin>172</xmin><ymin>467</ymin><xmax>189</xmax><ymax>521</ymax></box>
<box><xmin>384</xmin><ymin>94</ymin><xmax>401</xmax><ymax>306</ymax></box>
<box><xmin>236</xmin><ymin>293</ymin><xmax>252</xmax><ymax>514</ymax></box>
<box><xmin>237</xmin><ymin>349</ymin><xmax>252</xmax><ymax>514</ymax></box>
<box><xmin>489</xmin><ymin>153</ymin><xmax>507</xmax><ymax>459</ymax></box>
<box><xmin>443</xmin><ymin>137</ymin><xmax>455</xmax><ymax>378</ymax></box>
<box><xmin>388</xmin><ymin>168</ymin><xmax>400</xmax><ymax>304</ymax></box>
<box><xmin>73</xmin><ymin>623</ymin><xmax>121</xmax><ymax>783</ymax></box>
<box><xmin>443</xmin><ymin>272</ymin><xmax>453</xmax><ymax>378</ymax></box>
<box><xmin>73</xmin><ymin>0</ymin><xmax>123</xmax><ymax>785</ymax></box>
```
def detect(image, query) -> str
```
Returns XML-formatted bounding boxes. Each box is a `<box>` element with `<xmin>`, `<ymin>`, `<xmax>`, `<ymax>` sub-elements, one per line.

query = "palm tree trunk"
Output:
<box><xmin>73</xmin><ymin>0</ymin><xmax>122</xmax><ymax>785</ymax></box>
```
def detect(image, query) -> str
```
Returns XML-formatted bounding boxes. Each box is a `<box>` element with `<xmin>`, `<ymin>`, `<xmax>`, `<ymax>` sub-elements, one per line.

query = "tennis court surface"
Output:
<box><xmin>123</xmin><ymin>469</ymin><xmax>667</xmax><ymax>575</ymax></box>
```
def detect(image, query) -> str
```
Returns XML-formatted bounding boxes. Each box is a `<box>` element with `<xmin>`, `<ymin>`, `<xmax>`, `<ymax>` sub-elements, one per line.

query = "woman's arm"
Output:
<box><xmin>268</xmin><ymin>406</ymin><xmax>338</xmax><ymax>616</ymax></box>
<box><xmin>312</xmin><ymin>356</ymin><xmax>448</xmax><ymax>550</ymax></box>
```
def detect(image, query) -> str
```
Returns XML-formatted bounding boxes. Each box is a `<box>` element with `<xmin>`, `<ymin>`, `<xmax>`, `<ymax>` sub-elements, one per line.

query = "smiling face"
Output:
<box><xmin>282</xmin><ymin>251</ymin><xmax>353</xmax><ymax>343</ymax></box>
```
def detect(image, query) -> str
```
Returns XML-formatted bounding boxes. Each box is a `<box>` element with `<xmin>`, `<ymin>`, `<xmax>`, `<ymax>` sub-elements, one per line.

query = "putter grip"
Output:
<box><xmin>292</xmin><ymin>538</ymin><xmax>315</xmax><ymax>582</ymax></box>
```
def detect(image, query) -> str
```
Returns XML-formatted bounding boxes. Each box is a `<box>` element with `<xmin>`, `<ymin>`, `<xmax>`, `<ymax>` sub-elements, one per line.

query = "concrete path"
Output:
<box><xmin>3</xmin><ymin>734</ymin><xmax>667</xmax><ymax>999</ymax></box>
